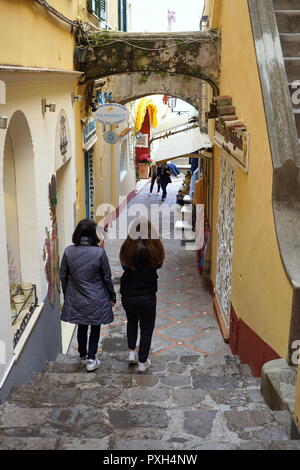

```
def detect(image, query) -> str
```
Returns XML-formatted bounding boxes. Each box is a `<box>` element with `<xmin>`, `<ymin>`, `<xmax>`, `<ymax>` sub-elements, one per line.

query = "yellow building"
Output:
<box><xmin>202</xmin><ymin>0</ymin><xmax>300</xmax><ymax>431</ymax></box>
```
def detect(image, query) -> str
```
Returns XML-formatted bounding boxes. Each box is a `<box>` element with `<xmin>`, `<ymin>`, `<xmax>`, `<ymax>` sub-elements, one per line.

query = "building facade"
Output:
<box><xmin>0</xmin><ymin>0</ymin><xmax>80</xmax><ymax>401</ymax></box>
<box><xmin>202</xmin><ymin>0</ymin><xmax>300</xmax><ymax>431</ymax></box>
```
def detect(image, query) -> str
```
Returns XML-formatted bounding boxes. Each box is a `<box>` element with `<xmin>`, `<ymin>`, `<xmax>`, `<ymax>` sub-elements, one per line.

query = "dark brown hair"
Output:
<box><xmin>72</xmin><ymin>219</ymin><xmax>100</xmax><ymax>246</ymax></box>
<box><xmin>119</xmin><ymin>219</ymin><xmax>165</xmax><ymax>270</ymax></box>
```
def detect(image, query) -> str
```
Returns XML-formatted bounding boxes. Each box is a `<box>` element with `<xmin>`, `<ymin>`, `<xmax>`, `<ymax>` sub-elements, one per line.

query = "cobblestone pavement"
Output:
<box><xmin>1</xmin><ymin>179</ymin><xmax>300</xmax><ymax>450</ymax></box>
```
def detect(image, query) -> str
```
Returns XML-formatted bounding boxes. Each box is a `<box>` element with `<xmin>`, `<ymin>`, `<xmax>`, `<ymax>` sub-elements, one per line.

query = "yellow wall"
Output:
<box><xmin>0</xmin><ymin>0</ymin><xmax>75</xmax><ymax>70</ymax></box>
<box><xmin>209</xmin><ymin>0</ymin><xmax>293</xmax><ymax>358</ymax></box>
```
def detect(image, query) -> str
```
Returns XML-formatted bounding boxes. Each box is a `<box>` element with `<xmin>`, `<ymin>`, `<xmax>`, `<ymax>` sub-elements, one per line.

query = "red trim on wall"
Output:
<box><xmin>210</xmin><ymin>281</ymin><xmax>281</xmax><ymax>377</ymax></box>
<box><xmin>229</xmin><ymin>305</ymin><xmax>239</xmax><ymax>355</ymax></box>
<box><xmin>236</xmin><ymin>318</ymin><xmax>281</xmax><ymax>377</ymax></box>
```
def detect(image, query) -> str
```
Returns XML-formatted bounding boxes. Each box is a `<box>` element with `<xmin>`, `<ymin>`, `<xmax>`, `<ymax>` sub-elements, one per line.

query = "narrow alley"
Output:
<box><xmin>0</xmin><ymin>179</ymin><xmax>299</xmax><ymax>451</ymax></box>
<box><xmin>1</xmin><ymin>0</ymin><xmax>300</xmax><ymax>456</ymax></box>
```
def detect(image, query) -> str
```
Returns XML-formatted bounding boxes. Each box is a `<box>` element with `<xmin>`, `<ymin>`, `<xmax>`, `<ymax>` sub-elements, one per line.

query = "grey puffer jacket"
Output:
<box><xmin>60</xmin><ymin>237</ymin><xmax>116</xmax><ymax>325</ymax></box>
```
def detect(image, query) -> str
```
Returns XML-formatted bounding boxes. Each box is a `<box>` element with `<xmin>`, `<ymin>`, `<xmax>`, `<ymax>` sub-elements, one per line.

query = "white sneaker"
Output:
<box><xmin>86</xmin><ymin>358</ymin><xmax>100</xmax><ymax>372</ymax></box>
<box><xmin>128</xmin><ymin>351</ymin><xmax>138</xmax><ymax>364</ymax></box>
<box><xmin>137</xmin><ymin>359</ymin><xmax>151</xmax><ymax>373</ymax></box>
<box><xmin>147</xmin><ymin>193</ymin><xmax>152</xmax><ymax>197</ymax></box>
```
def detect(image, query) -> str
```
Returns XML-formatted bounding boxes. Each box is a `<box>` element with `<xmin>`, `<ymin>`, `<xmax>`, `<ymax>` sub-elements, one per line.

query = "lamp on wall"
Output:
<box><xmin>168</xmin><ymin>96</ymin><xmax>177</xmax><ymax>112</ymax></box>
<box><xmin>41</xmin><ymin>98</ymin><xmax>56</xmax><ymax>116</ymax></box>
<box><xmin>71</xmin><ymin>92</ymin><xmax>83</xmax><ymax>104</ymax></box>
<box><xmin>0</xmin><ymin>115</ymin><xmax>8</xmax><ymax>129</ymax></box>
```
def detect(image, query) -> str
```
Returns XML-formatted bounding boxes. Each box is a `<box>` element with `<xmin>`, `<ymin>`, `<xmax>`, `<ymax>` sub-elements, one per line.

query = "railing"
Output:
<box><xmin>11</xmin><ymin>285</ymin><xmax>39</xmax><ymax>348</ymax></box>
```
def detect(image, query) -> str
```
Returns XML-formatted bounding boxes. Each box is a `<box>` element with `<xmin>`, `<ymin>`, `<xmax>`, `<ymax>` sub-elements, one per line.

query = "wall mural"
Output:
<box><xmin>43</xmin><ymin>174</ymin><xmax>60</xmax><ymax>308</ymax></box>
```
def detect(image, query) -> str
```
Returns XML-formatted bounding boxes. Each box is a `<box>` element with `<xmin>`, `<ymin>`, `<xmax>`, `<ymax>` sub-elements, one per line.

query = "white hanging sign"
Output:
<box><xmin>94</xmin><ymin>103</ymin><xmax>129</xmax><ymax>124</ymax></box>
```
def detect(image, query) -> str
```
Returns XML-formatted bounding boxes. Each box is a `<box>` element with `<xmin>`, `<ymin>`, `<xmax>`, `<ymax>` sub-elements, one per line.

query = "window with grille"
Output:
<box><xmin>88</xmin><ymin>0</ymin><xmax>107</xmax><ymax>21</ymax></box>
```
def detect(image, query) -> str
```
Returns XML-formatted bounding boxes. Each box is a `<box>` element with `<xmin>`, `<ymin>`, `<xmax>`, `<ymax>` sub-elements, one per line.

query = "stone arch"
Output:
<box><xmin>104</xmin><ymin>72</ymin><xmax>212</xmax><ymax>109</ymax></box>
<box><xmin>75</xmin><ymin>31</ymin><xmax>220</xmax><ymax>94</ymax></box>
<box><xmin>3</xmin><ymin>110</ymin><xmax>40</xmax><ymax>290</ymax></box>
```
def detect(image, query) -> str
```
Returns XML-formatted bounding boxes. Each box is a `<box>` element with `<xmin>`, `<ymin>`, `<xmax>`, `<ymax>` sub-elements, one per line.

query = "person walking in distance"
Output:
<box><xmin>148</xmin><ymin>162</ymin><xmax>161</xmax><ymax>197</ymax></box>
<box><xmin>120</xmin><ymin>218</ymin><xmax>165</xmax><ymax>372</ymax></box>
<box><xmin>157</xmin><ymin>162</ymin><xmax>172</xmax><ymax>201</ymax></box>
<box><xmin>60</xmin><ymin>219</ymin><xmax>116</xmax><ymax>372</ymax></box>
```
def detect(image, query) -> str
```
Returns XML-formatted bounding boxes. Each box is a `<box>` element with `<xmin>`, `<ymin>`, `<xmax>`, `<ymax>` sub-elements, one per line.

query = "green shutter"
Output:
<box><xmin>87</xmin><ymin>0</ymin><xmax>106</xmax><ymax>20</ymax></box>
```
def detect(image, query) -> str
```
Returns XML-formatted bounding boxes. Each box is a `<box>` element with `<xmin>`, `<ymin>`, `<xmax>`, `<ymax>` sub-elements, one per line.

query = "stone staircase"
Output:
<box><xmin>0</xmin><ymin>350</ymin><xmax>300</xmax><ymax>450</ymax></box>
<box><xmin>273</xmin><ymin>0</ymin><xmax>300</xmax><ymax>142</ymax></box>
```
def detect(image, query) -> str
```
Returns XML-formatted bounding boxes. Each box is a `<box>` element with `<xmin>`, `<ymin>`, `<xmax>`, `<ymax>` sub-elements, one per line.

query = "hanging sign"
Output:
<box><xmin>94</xmin><ymin>103</ymin><xmax>129</xmax><ymax>124</ymax></box>
<box><xmin>87</xmin><ymin>150</ymin><xmax>95</xmax><ymax>220</ymax></box>
<box><xmin>214</xmin><ymin>122</ymin><xmax>250</xmax><ymax>173</ymax></box>
<box><xmin>104</xmin><ymin>130</ymin><xmax>119</xmax><ymax>144</ymax></box>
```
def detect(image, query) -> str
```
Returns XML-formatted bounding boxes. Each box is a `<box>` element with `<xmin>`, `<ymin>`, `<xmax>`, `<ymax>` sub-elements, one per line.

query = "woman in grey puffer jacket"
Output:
<box><xmin>60</xmin><ymin>219</ymin><xmax>116</xmax><ymax>372</ymax></box>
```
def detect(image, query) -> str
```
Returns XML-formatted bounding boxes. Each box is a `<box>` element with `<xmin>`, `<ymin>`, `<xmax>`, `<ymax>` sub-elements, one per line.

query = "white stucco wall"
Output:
<box><xmin>0</xmin><ymin>74</ymin><xmax>77</xmax><ymax>383</ymax></box>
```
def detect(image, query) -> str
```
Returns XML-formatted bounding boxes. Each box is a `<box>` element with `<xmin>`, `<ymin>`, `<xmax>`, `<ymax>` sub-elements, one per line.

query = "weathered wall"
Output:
<box><xmin>209</xmin><ymin>0</ymin><xmax>293</xmax><ymax>359</ymax></box>
<box><xmin>75</xmin><ymin>31</ymin><xmax>220</xmax><ymax>93</ymax></box>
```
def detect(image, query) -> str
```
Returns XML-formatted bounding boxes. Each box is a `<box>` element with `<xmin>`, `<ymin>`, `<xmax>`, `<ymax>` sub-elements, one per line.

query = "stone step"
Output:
<box><xmin>284</xmin><ymin>58</ymin><xmax>300</xmax><ymax>82</ymax></box>
<box><xmin>275</xmin><ymin>11</ymin><xmax>300</xmax><ymax>34</ymax></box>
<box><xmin>7</xmin><ymin>367</ymin><xmax>259</xmax><ymax>409</ymax></box>
<box><xmin>280</xmin><ymin>33</ymin><xmax>300</xmax><ymax>57</ymax></box>
<box><xmin>0</xmin><ymin>405</ymin><xmax>292</xmax><ymax>442</ymax></box>
<box><xmin>2</xmin><ymin>381</ymin><xmax>268</xmax><ymax>412</ymax></box>
<box><xmin>44</xmin><ymin>353</ymin><xmax>252</xmax><ymax>379</ymax></box>
<box><xmin>273</xmin><ymin>0</ymin><xmax>300</xmax><ymax>10</ymax></box>
<box><xmin>0</xmin><ymin>435</ymin><xmax>300</xmax><ymax>450</ymax></box>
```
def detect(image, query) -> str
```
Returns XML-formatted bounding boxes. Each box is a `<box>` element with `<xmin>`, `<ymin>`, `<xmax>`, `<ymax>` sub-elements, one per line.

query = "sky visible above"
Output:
<box><xmin>130</xmin><ymin>0</ymin><xmax>204</xmax><ymax>33</ymax></box>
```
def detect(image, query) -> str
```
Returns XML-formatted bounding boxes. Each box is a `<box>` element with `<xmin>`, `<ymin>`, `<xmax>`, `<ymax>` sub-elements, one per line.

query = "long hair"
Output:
<box><xmin>120</xmin><ymin>218</ymin><xmax>165</xmax><ymax>270</ymax></box>
<box><xmin>72</xmin><ymin>219</ymin><xmax>100</xmax><ymax>246</ymax></box>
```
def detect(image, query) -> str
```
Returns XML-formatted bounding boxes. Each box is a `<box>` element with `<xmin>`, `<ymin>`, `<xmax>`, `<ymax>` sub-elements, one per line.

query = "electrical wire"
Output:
<box><xmin>34</xmin><ymin>0</ymin><xmax>80</xmax><ymax>28</ymax></box>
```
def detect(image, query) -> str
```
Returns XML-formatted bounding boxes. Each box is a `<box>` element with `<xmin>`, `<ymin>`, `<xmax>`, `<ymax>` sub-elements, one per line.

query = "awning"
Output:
<box><xmin>152</xmin><ymin>126</ymin><xmax>212</xmax><ymax>163</ymax></box>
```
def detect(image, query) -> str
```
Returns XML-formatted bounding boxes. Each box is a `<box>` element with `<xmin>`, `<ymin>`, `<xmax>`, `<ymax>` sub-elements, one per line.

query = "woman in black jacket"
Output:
<box><xmin>157</xmin><ymin>163</ymin><xmax>172</xmax><ymax>201</ymax></box>
<box><xmin>60</xmin><ymin>219</ymin><xmax>116</xmax><ymax>372</ymax></box>
<box><xmin>120</xmin><ymin>219</ymin><xmax>165</xmax><ymax>372</ymax></box>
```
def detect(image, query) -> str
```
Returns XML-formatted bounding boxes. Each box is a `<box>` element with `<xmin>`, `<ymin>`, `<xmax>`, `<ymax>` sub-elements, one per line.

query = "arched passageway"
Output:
<box><xmin>102</xmin><ymin>72</ymin><xmax>211</xmax><ymax>111</ymax></box>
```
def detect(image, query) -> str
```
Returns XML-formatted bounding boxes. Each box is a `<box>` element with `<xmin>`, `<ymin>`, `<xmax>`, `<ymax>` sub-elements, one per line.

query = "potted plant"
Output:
<box><xmin>136</xmin><ymin>153</ymin><xmax>152</xmax><ymax>179</ymax></box>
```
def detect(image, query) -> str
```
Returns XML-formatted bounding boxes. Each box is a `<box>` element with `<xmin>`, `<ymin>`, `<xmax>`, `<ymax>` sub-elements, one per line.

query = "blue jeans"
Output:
<box><xmin>77</xmin><ymin>324</ymin><xmax>101</xmax><ymax>360</ymax></box>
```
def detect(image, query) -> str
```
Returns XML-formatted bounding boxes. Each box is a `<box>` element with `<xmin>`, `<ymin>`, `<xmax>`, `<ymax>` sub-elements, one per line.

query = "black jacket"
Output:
<box><xmin>157</xmin><ymin>164</ymin><xmax>172</xmax><ymax>184</ymax></box>
<box><xmin>60</xmin><ymin>237</ymin><xmax>116</xmax><ymax>325</ymax></box>
<box><xmin>120</xmin><ymin>257</ymin><xmax>161</xmax><ymax>297</ymax></box>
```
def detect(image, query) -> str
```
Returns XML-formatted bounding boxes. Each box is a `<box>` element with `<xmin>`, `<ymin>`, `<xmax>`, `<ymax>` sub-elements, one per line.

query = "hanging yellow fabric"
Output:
<box><xmin>134</xmin><ymin>98</ymin><xmax>158</xmax><ymax>131</ymax></box>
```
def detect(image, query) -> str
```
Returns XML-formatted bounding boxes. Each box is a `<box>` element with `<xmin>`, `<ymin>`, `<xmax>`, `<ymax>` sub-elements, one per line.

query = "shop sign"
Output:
<box><xmin>94</xmin><ymin>103</ymin><xmax>129</xmax><ymax>124</ymax></box>
<box><xmin>88</xmin><ymin>151</ymin><xmax>95</xmax><ymax>220</ymax></box>
<box><xmin>83</xmin><ymin>118</ymin><xmax>97</xmax><ymax>151</ymax></box>
<box><xmin>55</xmin><ymin>110</ymin><xmax>72</xmax><ymax>171</ymax></box>
<box><xmin>214</xmin><ymin>122</ymin><xmax>249</xmax><ymax>173</ymax></box>
<box><xmin>104</xmin><ymin>130</ymin><xmax>119</xmax><ymax>144</ymax></box>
